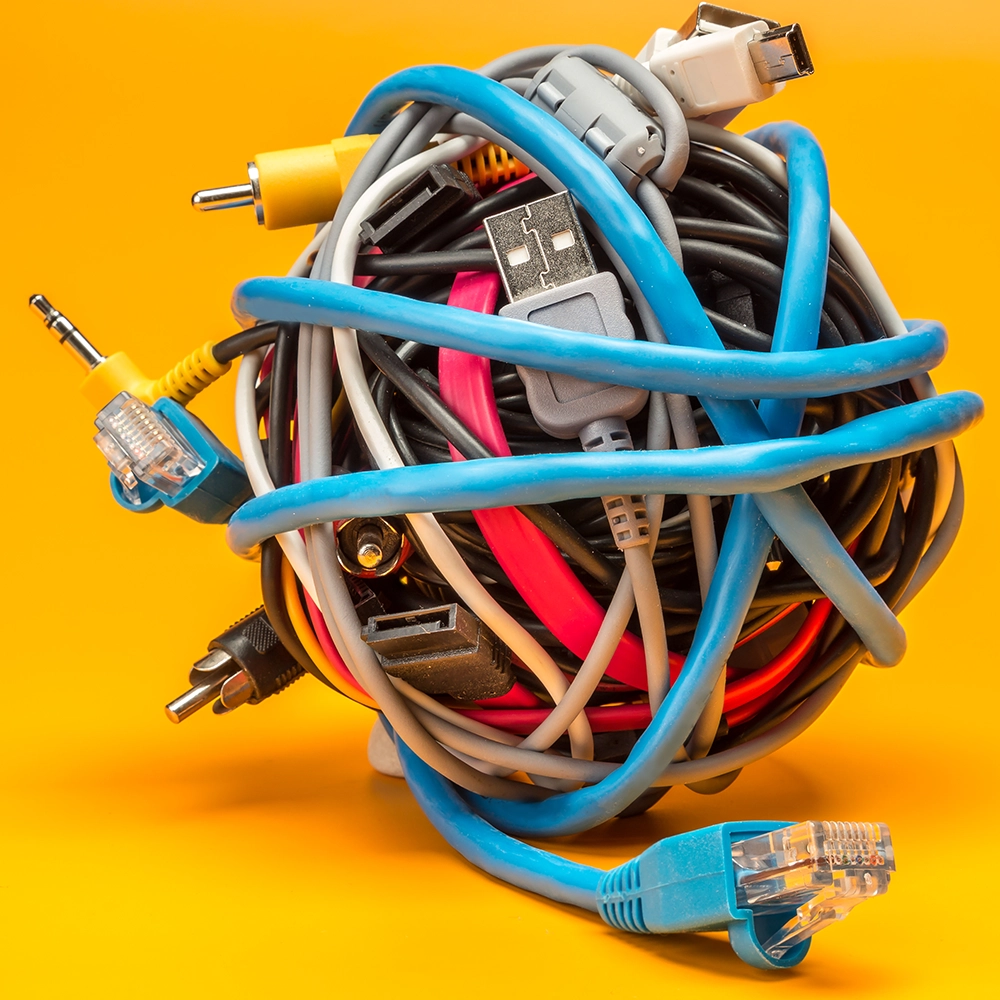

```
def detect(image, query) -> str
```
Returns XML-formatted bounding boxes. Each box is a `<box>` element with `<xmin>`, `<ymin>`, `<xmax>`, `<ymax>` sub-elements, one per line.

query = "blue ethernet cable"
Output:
<box><xmin>234</xmin><ymin>278</ymin><xmax>946</xmax><ymax>399</ymax></box>
<box><xmin>745</xmin><ymin>122</ymin><xmax>829</xmax><ymax>439</ymax></box>
<box><xmin>225</xmin><ymin>391</ymin><xmax>981</xmax><ymax>553</ymax></box>
<box><xmin>238</xmin><ymin>68</ymin><xmax>914</xmax><ymax>669</ymax></box>
<box><xmin>225</xmin><ymin>62</ymin><xmax>976</xmax><ymax>833</ymax></box>
<box><xmin>394</xmin><ymin>724</ymin><xmax>817</xmax><ymax>970</ymax></box>
<box><xmin>391</xmin><ymin>723</ymin><xmax>603</xmax><ymax>911</ymax></box>
<box><xmin>348</xmin><ymin>67</ymin><xmax>911</xmax><ymax>662</ymax></box>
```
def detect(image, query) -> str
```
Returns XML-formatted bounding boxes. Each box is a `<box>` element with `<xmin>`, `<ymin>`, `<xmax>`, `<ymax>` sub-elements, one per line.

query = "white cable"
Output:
<box><xmin>233</xmin><ymin>347</ymin><xmax>319</xmax><ymax>602</ymax></box>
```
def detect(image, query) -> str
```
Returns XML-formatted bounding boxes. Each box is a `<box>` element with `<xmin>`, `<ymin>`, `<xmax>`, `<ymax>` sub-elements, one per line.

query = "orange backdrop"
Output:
<box><xmin>3</xmin><ymin>2</ymin><xmax>997</xmax><ymax>996</ymax></box>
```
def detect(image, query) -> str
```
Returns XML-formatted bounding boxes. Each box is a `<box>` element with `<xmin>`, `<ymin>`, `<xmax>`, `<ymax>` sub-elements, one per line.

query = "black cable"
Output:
<box><xmin>259</xmin><ymin>537</ymin><xmax>339</xmax><ymax>692</ymax></box>
<box><xmin>672</xmin><ymin>175</ymin><xmax>783</xmax><ymax>233</ymax></box>
<box><xmin>357</xmin><ymin>329</ymin><xmax>494</xmax><ymax>460</ymax></box>
<box><xmin>213</xmin><ymin>321</ymin><xmax>282</xmax><ymax>364</ymax></box>
<box><xmin>267</xmin><ymin>323</ymin><xmax>298</xmax><ymax>488</ymax></box>
<box><xmin>355</xmin><ymin>249</ymin><xmax>498</xmax><ymax>276</ymax></box>
<box><xmin>737</xmin><ymin>450</ymin><xmax>938</xmax><ymax>733</ymax></box>
<box><xmin>703</xmin><ymin>307</ymin><xmax>773</xmax><ymax>351</ymax></box>
<box><xmin>675</xmin><ymin>217</ymin><xmax>886</xmax><ymax>342</ymax></box>
<box><xmin>362</xmin><ymin>331</ymin><xmax>621</xmax><ymax>587</ymax></box>
<box><xmin>687</xmin><ymin>142</ymin><xmax>790</xmax><ymax>219</ymax></box>
<box><xmin>680</xmin><ymin>238</ymin><xmax>845</xmax><ymax>348</ymax></box>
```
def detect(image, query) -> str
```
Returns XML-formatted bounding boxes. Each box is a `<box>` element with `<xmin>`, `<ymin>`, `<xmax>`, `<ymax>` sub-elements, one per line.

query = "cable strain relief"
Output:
<box><xmin>150</xmin><ymin>341</ymin><xmax>231</xmax><ymax>404</ymax></box>
<box><xmin>596</xmin><ymin>858</ymin><xmax>650</xmax><ymax>933</ymax></box>
<box><xmin>455</xmin><ymin>143</ymin><xmax>530</xmax><ymax>188</ymax></box>
<box><xmin>580</xmin><ymin>417</ymin><xmax>649</xmax><ymax>550</ymax></box>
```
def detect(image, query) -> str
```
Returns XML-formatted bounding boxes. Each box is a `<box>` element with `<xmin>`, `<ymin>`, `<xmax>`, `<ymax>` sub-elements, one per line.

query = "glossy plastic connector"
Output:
<box><xmin>95</xmin><ymin>393</ymin><xmax>204</xmax><ymax>501</ymax></box>
<box><xmin>97</xmin><ymin>391</ymin><xmax>252</xmax><ymax>523</ymax></box>
<box><xmin>597</xmin><ymin>820</ymin><xmax>894</xmax><ymax>970</ymax></box>
<box><xmin>191</xmin><ymin>134</ymin><xmax>378</xmax><ymax>229</ymax></box>
<box><xmin>361</xmin><ymin>604</ymin><xmax>514</xmax><ymax>701</ymax></box>
<box><xmin>632</xmin><ymin>5</ymin><xmax>814</xmax><ymax>121</ymax></box>
<box><xmin>485</xmin><ymin>192</ymin><xmax>649</xmax><ymax>548</ymax></box>
<box><xmin>732</xmin><ymin>820</ymin><xmax>894</xmax><ymax>958</ymax></box>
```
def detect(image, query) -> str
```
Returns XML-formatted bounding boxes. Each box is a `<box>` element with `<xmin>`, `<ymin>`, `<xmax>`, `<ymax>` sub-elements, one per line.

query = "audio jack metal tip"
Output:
<box><xmin>28</xmin><ymin>293</ymin><xmax>106</xmax><ymax>370</ymax></box>
<box><xmin>191</xmin><ymin>164</ymin><xmax>263</xmax><ymax>223</ymax></box>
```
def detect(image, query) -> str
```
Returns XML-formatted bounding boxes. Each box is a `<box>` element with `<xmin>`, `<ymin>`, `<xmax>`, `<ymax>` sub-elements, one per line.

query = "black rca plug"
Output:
<box><xmin>165</xmin><ymin>608</ymin><xmax>303</xmax><ymax>723</ymax></box>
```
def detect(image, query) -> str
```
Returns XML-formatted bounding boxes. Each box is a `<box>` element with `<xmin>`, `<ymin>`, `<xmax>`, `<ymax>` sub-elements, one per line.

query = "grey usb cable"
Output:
<box><xmin>484</xmin><ymin>191</ymin><xmax>670</xmax><ymax>707</ymax></box>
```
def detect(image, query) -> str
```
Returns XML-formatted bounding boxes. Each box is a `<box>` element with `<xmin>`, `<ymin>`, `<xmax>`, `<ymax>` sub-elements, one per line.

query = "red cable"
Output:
<box><xmin>721</xmin><ymin>598</ymin><xmax>833</xmax><ymax>712</ymax></box>
<box><xmin>437</xmin><ymin>269</ymin><xmax>683</xmax><ymax>691</ymax></box>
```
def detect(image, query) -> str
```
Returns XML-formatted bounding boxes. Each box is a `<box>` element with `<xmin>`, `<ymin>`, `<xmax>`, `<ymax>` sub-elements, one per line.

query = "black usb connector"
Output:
<box><xmin>361</xmin><ymin>604</ymin><xmax>514</xmax><ymax>701</ymax></box>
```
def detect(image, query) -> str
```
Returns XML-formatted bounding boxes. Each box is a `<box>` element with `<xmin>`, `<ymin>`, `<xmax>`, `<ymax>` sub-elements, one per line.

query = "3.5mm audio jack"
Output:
<box><xmin>29</xmin><ymin>294</ymin><xmax>106</xmax><ymax>369</ymax></box>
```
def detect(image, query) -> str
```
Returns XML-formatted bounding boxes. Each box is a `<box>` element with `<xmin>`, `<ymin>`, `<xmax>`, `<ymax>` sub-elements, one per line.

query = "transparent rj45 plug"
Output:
<box><xmin>731</xmin><ymin>821</ymin><xmax>895</xmax><ymax>958</ymax></box>
<box><xmin>93</xmin><ymin>391</ymin><xmax>205</xmax><ymax>504</ymax></box>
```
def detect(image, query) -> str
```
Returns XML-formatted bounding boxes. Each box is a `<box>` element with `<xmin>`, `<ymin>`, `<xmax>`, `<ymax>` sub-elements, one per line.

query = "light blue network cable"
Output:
<box><xmin>226</xmin><ymin>391</ymin><xmax>981</xmax><ymax>553</ymax></box>
<box><xmin>230</xmin><ymin>67</ymin><xmax>982</xmax><ymax>842</ymax></box>
<box><xmin>234</xmin><ymin>277</ymin><xmax>946</xmax><ymax>401</ymax></box>
<box><xmin>393</xmin><ymin>722</ymin><xmax>812</xmax><ymax>970</ymax></box>
<box><xmin>392</xmin><ymin>723</ymin><xmax>603</xmax><ymax>910</ymax></box>
<box><xmin>239</xmin><ymin>69</ymin><xmax>925</xmax><ymax>666</ymax></box>
<box><xmin>746</xmin><ymin>122</ymin><xmax>829</xmax><ymax>439</ymax></box>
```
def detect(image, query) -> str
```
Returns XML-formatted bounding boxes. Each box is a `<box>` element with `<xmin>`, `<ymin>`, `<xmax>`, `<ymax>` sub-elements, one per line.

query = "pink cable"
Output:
<box><xmin>438</xmin><ymin>270</ymin><xmax>685</xmax><ymax>691</ymax></box>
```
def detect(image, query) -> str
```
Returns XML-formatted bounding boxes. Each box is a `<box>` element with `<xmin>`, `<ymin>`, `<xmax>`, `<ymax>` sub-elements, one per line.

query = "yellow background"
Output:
<box><xmin>3</xmin><ymin>2</ymin><xmax>997</xmax><ymax>996</ymax></box>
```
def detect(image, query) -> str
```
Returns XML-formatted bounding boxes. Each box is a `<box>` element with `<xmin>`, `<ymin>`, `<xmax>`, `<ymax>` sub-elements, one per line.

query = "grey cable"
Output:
<box><xmin>895</xmin><ymin>456</ymin><xmax>964</xmax><ymax>613</ymax></box>
<box><xmin>562</xmin><ymin>44</ymin><xmax>689</xmax><ymax>190</ymax></box>
<box><xmin>636</xmin><ymin>178</ymin><xmax>683</xmax><ymax>265</ymax></box>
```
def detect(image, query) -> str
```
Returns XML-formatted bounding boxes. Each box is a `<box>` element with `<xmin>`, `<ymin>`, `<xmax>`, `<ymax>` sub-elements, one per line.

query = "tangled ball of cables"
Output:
<box><xmin>209</xmin><ymin>48</ymin><xmax>980</xmax><ymax>935</ymax></box>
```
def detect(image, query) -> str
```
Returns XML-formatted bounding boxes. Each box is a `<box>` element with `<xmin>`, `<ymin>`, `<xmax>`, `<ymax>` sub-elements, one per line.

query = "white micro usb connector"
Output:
<box><xmin>627</xmin><ymin>4</ymin><xmax>814</xmax><ymax>122</ymax></box>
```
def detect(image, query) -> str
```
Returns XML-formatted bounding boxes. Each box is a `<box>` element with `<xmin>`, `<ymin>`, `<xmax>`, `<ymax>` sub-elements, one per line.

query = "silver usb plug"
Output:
<box><xmin>484</xmin><ymin>192</ymin><xmax>651</xmax><ymax>550</ymax></box>
<box><xmin>483</xmin><ymin>191</ymin><xmax>596</xmax><ymax>302</ymax></box>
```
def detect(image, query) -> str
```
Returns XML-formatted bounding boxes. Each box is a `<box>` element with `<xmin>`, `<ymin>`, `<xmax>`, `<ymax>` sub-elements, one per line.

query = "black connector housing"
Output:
<box><xmin>209</xmin><ymin>608</ymin><xmax>303</xmax><ymax>702</ymax></box>
<box><xmin>165</xmin><ymin>607</ymin><xmax>304</xmax><ymax>723</ymax></box>
<box><xmin>360</xmin><ymin>604</ymin><xmax>514</xmax><ymax>701</ymax></box>
<box><xmin>359</xmin><ymin>165</ymin><xmax>478</xmax><ymax>253</ymax></box>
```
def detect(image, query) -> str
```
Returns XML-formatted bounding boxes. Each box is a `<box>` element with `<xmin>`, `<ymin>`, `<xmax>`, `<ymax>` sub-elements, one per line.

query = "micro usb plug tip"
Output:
<box><xmin>748</xmin><ymin>23</ymin><xmax>814</xmax><ymax>84</ymax></box>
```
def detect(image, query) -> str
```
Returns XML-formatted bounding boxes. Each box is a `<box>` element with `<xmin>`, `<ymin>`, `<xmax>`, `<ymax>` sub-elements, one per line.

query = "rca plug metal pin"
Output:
<box><xmin>191</xmin><ymin>162</ymin><xmax>261</xmax><ymax>222</ymax></box>
<box><xmin>165</xmin><ymin>649</ymin><xmax>233</xmax><ymax>723</ymax></box>
<box><xmin>28</xmin><ymin>294</ymin><xmax>106</xmax><ymax>370</ymax></box>
<box><xmin>164</xmin><ymin>607</ymin><xmax>304</xmax><ymax>723</ymax></box>
<box><xmin>336</xmin><ymin>516</ymin><xmax>408</xmax><ymax>577</ymax></box>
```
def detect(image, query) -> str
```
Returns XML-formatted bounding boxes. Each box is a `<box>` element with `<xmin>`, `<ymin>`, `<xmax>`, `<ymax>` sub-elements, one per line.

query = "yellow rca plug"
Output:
<box><xmin>29</xmin><ymin>295</ymin><xmax>230</xmax><ymax>409</ymax></box>
<box><xmin>191</xmin><ymin>137</ymin><xmax>531</xmax><ymax>231</ymax></box>
<box><xmin>192</xmin><ymin>134</ymin><xmax>378</xmax><ymax>230</ymax></box>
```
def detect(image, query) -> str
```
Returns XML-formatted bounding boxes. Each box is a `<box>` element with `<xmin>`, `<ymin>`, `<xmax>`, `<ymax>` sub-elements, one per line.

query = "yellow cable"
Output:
<box><xmin>281</xmin><ymin>557</ymin><xmax>379</xmax><ymax>710</ymax></box>
<box><xmin>81</xmin><ymin>341</ymin><xmax>230</xmax><ymax>409</ymax></box>
<box><xmin>331</xmin><ymin>385</ymin><xmax>349</xmax><ymax>437</ymax></box>
<box><xmin>149</xmin><ymin>341</ymin><xmax>231</xmax><ymax>404</ymax></box>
